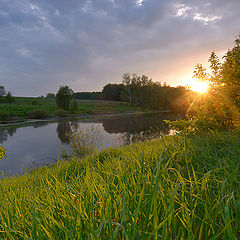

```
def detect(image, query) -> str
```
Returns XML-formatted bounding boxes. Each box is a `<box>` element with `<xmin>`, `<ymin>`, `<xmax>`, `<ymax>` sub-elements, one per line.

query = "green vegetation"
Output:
<box><xmin>172</xmin><ymin>35</ymin><xmax>240</xmax><ymax>132</ymax></box>
<box><xmin>70</xmin><ymin>100</ymin><xmax>79</xmax><ymax>114</ymax></box>
<box><xmin>0</xmin><ymin>131</ymin><xmax>239</xmax><ymax>239</ymax></box>
<box><xmin>56</xmin><ymin>85</ymin><xmax>74</xmax><ymax>110</ymax></box>
<box><xmin>5</xmin><ymin>92</ymin><xmax>15</xmax><ymax>104</ymax></box>
<box><xmin>73</xmin><ymin>91</ymin><xmax>102</xmax><ymax>100</ymax></box>
<box><xmin>121</xmin><ymin>73</ymin><xmax>188</xmax><ymax>111</ymax></box>
<box><xmin>28</xmin><ymin>109</ymin><xmax>49</xmax><ymax>119</ymax></box>
<box><xmin>0</xmin><ymin>32</ymin><xmax>239</xmax><ymax>240</ymax></box>
<box><xmin>0</xmin><ymin>97</ymin><xmax>141</xmax><ymax>123</ymax></box>
<box><xmin>0</xmin><ymin>146</ymin><xmax>7</xmax><ymax>160</ymax></box>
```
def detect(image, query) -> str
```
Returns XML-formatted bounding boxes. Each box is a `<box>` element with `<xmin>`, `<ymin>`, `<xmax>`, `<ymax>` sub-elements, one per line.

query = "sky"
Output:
<box><xmin>0</xmin><ymin>0</ymin><xmax>240</xmax><ymax>96</ymax></box>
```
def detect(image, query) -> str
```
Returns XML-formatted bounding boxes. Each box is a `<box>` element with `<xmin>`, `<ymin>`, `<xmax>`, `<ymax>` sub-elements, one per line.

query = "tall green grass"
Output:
<box><xmin>0</xmin><ymin>132</ymin><xmax>239</xmax><ymax>239</ymax></box>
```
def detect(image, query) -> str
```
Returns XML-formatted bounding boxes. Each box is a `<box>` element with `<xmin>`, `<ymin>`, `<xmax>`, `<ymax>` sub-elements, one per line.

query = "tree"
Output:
<box><xmin>73</xmin><ymin>92</ymin><xmax>102</xmax><ymax>100</ymax></box>
<box><xmin>122</xmin><ymin>73</ymin><xmax>132</xmax><ymax>105</ymax></box>
<box><xmin>5</xmin><ymin>91</ymin><xmax>14</xmax><ymax>104</ymax></box>
<box><xmin>171</xmin><ymin>36</ymin><xmax>240</xmax><ymax>132</ymax></box>
<box><xmin>102</xmin><ymin>84</ymin><xmax>124</xmax><ymax>101</ymax></box>
<box><xmin>220</xmin><ymin>35</ymin><xmax>240</xmax><ymax>107</ymax></box>
<box><xmin>46</xmin><ymin>93</ymin><xmax>55</xmax><ymax>98</ymax></box>
<box><xmin>193</xmin><ymin>64</ymin><xmax>209</xmax><ymax>82</ymax></box>
<box><xmin>0</xmin><ymin>86</ymin><xmax>6</xmax><ymax>97</ymax></box>
<box><xmin>56</xmin><ymin>86</ymin><xmax>73</xmax><ymax>110</ymax></box>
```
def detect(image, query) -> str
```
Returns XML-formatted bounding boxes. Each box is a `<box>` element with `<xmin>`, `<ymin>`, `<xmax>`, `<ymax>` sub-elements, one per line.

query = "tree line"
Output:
<box><xmin>53</xmin><ymin>76</ymin><xmax>189</xmax><ymax>114</ymax></box>
<box><xmin>65</xmin><ymin>74</ymin><xmax>189</xmax><ymax>113</ymax></box>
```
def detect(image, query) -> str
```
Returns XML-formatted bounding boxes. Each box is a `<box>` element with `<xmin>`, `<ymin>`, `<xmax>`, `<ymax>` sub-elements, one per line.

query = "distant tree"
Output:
<box><xmin>0</xmin><ymin>86</ymin><xmax>6</xmax><ymax>97</ymax></box>
<box><xmin>5</xmin><ymin>91</ymin><xmax>14</xmax><ymax>104</ymax></box>
<box><xmin>46</xmin><ymin>93</ymin><xmax>55</xmax><ymax>98</ymax></box>
<box><xmin>122</xmin><ymin>73</ymin><xmax>132</xmax><ymax>105</ymax></box>
<box><xmin>73</xmin><ymin>92</ymin><xmax>102</xmax><ymax>100</ymax></box>
<box><xmin>121</xmin><ymin>73</ymin><xmax>188</xmax><ymax>111</ymax></box>
<box><xmin>102</xmin><ymin>83</ymin><xmax>124</xmax><ymax>101</ymax></box>
<box><xmin>56</xmin><ymin>85</ymin><xmax>73</xmax><ymax>110</ymax></box>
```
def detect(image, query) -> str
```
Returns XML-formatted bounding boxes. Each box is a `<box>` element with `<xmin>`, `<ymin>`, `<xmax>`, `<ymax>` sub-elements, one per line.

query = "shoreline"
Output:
<box><xmin>0</xmin><ymin>110</ymin><xmax>172</xmax><ymax>128</ymax></box>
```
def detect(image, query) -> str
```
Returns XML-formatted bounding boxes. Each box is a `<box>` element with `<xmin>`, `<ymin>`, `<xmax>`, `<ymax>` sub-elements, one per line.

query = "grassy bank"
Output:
<box><xmin>0</xmin><ymin>131</ymin><xmax>239</xmax><ymax>239</ymax></box>
<box><xmin>0</xmin><ymin>97</ymin><xmax>141</xmax><ymax>122</ymax></box>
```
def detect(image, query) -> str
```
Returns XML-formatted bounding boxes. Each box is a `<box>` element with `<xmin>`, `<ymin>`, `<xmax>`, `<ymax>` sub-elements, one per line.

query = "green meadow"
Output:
<box><xmin>0</xmin><ymin>131</ymin><xmax>239</xmax><ymax>239</ymax></box>
<box><xmin>0</xmin><ymin>97</ymin><xmax>141</xmax><ymax>122</ymax></box>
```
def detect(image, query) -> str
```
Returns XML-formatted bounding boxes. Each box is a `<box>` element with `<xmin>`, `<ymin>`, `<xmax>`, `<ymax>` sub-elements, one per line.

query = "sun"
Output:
<box><xmin>189</xmin><ymin>79</ymin><xmax>209</xmax><ymax>94</ymax></box>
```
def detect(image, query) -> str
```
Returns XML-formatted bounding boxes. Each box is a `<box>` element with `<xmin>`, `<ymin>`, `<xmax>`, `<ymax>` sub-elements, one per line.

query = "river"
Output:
<box><xmin>0</xmin><ymin>112</ymin><xmax>179</xmax><ymax>177</ymax></box>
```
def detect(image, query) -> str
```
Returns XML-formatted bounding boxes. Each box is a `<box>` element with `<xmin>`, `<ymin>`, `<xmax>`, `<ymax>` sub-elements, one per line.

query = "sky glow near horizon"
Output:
<box><xmin>0</xmin><ymin>0</ymin><xmax>240</xmax><ymax>96</ymax></box>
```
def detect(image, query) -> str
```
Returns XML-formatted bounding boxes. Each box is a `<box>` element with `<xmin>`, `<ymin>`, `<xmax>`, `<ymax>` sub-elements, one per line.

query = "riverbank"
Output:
<box><xmin>0</xmin><ymin>97</ymin><xmax>169</xmax><ymax>124</ymax></box>
<box><xmin>0</xmin><ymin>110</ymin><xmax>170</xmax><ymax>128</ymax></box>
<box><xmin>0</xmin><ymin>97</ymin><xmax>161</xmax><ymax>124</ymax></box>
<box><xmin>0</xmin><ymin>131</ymin><xmax>239</xmax><ymax>239</ymax></box>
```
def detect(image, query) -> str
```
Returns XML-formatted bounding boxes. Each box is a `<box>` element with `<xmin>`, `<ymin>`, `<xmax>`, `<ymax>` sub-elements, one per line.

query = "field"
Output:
<box><xmin>0</xmin><ymin>131</ymin><xmax>239</xmax><ymax>239</ymax></box>
<box><xmin>0</xmin><ymin>97</ymin><xmax>141</xmax><ymax>122</ymax></box>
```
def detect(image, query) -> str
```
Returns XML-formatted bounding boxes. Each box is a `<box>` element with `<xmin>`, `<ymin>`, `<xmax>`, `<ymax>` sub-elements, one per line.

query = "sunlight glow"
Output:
<box><xmin>189</xmin><ymin>79</ymin><xmax>209</xmax><ymax>93</ymax></box>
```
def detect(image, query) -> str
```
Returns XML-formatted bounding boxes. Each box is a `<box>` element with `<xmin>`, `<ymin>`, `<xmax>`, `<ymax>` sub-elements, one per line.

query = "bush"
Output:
<box><xmin>31</xmin><ymin>100</ymin><xmax>39</xmax><ymax>105</ymax></box>
<box><xmin>0</xmin><ymin>98</ymin><xmax>6</xmax><ymax>104</ymax></box>
<box><xmin>0</xmin><ymin>110</ymin><xmax>11</xmax><ymax>121</ymax></box>
<box><xmin>68</xmin><ymin>126</ymin><xmax>102</xmax><ymax>158</ymax></box>
<box><xmin>55</xmin><ymin>109</ymin><xmax>69</xmax><ymax>117</ymax></box>
<box><xmin>28</xmin><ymin>109</ymin><xmax>48</xmax><ymax>119</ymax></box>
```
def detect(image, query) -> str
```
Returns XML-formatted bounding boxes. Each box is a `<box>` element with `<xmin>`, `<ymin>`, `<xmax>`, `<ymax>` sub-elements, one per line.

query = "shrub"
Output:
<box><xmin>55</xmin><ymin>109</ymin><xmax>69</xmax><ymax>117</ymax></box>
<box><xmin>31</xmin><ymin>100</ymin><xmax>39</xmax><ymax>105</ymax></box>
<box><xmin>0</xmin><ymin>98</ymin><xmax>6</xmax><ymax>104</ymax></box>
<box><xmin>0</xmin><ymin>110</ymin><xmax>11</xmax><ymax>121</ymax></box>
<box><xmin>28</xmin><ymin>109</ymin><xmax>48</xmax><ymax>119</ymax></box>
<box><xmin>68</xmin><ymin>126</ymin><xmax>102</xmax><ymax>158</ymax></box>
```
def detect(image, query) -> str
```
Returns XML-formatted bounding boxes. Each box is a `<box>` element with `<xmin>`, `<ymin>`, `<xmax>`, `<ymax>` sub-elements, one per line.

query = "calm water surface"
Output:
<box><xmin>0</xmin><ymin>112</ymin><xmax>179</xmax><ymax>177</ymax></box>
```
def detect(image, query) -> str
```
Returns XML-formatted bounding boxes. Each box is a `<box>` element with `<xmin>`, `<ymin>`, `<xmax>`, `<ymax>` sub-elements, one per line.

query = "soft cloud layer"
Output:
<box><xmin>0</xmin><ymin>0</ymin><xmax>239</xmax><ymax>96</ymax></box>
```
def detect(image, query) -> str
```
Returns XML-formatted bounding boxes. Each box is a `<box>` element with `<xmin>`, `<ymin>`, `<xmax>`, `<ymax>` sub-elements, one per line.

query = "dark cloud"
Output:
<box><xmin>0</xmin><ymin>0</ymin><xmax>239</xmax><ymax>96</ymax></box>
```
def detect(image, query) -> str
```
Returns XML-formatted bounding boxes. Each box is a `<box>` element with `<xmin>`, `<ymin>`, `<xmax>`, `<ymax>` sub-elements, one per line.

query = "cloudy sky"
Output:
<box><xmin>0</xmin><ymin>0</ymin><xmax>239</xmax><ymax>96</ymax></box>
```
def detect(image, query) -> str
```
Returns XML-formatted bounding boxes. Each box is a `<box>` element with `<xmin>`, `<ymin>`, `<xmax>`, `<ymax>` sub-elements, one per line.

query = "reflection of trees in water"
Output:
<box><xmin>32</xmin><ymin>122</ymin><xmax>49</xmax><ymax>128</ymax></box>
<box><xmin>100</xmin><ymin>113</ymin><xmax>178</xmax><ymax>145</ymax></box>
<box><xmin>0</xmin><ymin>121</ymin><xmax>50</xmax><ymax>145</ymax></box>
<box><xmin>0</xmin><ymin>121</ymin><xmax>51</xmax><ymax>145</ymax></box>
<box><xmin>56</xmin><ymin>113</ymin><xmax>179</xmax><ymax>146</ymax></box>
<box><xmin>0</xmin><ymin>127</ymin><xmax>17</xmax><ymax>144</ymax></box>
<box><xmin>56</xmin><ymin>121</ymin><xmax>79</xmax><ymax>144</ymax></box>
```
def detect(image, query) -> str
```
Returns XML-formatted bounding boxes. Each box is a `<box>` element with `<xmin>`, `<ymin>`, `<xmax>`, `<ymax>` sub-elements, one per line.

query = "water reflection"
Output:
<box><xmin>0</xmin><ymin>112</ymin><xmax>179</xmax><ymax>177</ymax></box>
<box><xmin>0</xmin><ymin>127</ymin><xmax>17</xmax><ymax>144</ymax></box>
<box><xmin>94</xmin><ymin>113</ymin><xmax>176</xmax><ymax>145</ymax></box>
<box><xmin>57</xmin><ymin>121</ymin><xmax>72</xmax><ymax>144</ymax></box>
<box><xmin>56</xmin><ymin>121</ymin><xmax>80</xmax><ymax>144</ymax></box>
